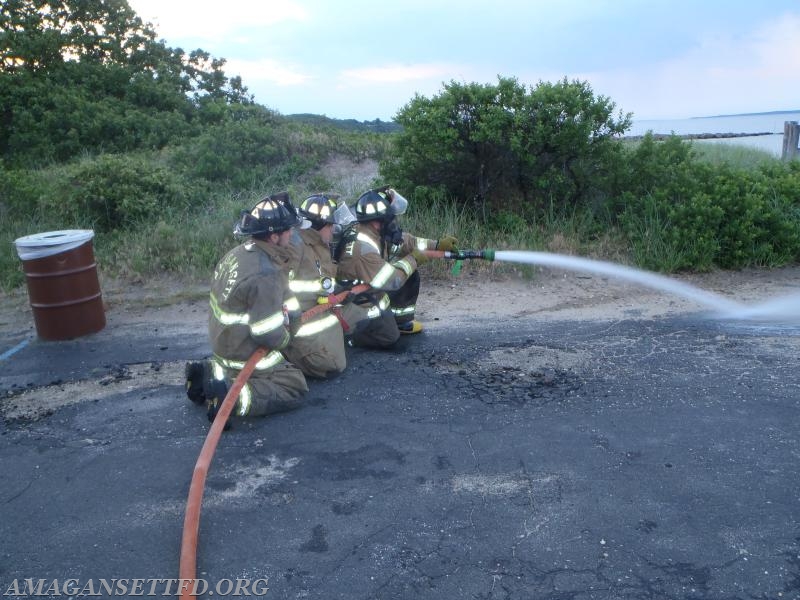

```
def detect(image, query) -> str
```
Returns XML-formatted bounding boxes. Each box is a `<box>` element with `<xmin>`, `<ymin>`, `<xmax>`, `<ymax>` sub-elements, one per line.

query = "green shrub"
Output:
<box><xmin>40</xmin><ymin>154</ymin><xmax>194</xmax><ymax>232</ymax></box>
<box><xmin>488</xmin><ymin>210</ymin><xmax>529</xmax><ymax>236</ymax></box>
<box><xmin>665</xmin><ymin>192</ymin><xmax>724</xmax><ymax>271</ymax></box>
<box><xmin>382</xmin><ymin>76</ymin><xmax>630</xmax><ymax>218</ymax></box>
<box><xmin>171</xmin><ymin>121</ymin><xmax>287</xmax><ymax>187</ymax></box>
<box><xmin>619</xmin><ymin>159</ymin><xmax>800</xmax><ymax>271</ymax></box>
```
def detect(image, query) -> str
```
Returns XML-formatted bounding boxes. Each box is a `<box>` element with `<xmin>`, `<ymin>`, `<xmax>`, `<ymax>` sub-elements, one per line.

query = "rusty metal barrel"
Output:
<box><xmin>14</xmin><ymin>230</ymin><xmax>106</xmax><ymax>340</ymax></box>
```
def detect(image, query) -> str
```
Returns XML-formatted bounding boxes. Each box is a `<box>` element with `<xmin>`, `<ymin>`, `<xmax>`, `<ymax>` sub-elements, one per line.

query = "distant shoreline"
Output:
<box><xmin>691</xmin><ymin>109</ymin><xmax>800</xmax><ymax>119</ymax></box>
<box><xmin>623</xmin><ymin>131</ymin><xmax>777</xmax><ymax>141</ymax></box>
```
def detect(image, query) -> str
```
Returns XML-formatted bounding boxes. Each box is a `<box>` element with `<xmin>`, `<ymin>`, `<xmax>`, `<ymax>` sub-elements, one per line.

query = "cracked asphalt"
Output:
<box><xmin>1</xmin><ymin>312</ymin><xmax>799</xmax><ymax>599</ymax></box>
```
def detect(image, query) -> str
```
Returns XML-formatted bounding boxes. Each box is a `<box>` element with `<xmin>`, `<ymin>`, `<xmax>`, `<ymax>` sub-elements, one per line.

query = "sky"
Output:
<box><xmin>126</xmin><ymin>0</ymin><xmax>800</xmax><ymax>123</ymax></box>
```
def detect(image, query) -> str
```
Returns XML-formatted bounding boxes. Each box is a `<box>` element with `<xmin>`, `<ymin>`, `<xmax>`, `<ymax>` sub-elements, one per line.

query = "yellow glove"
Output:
<box><xmin>411</xmin><ymin>249</ymin><xmax>429</xmax><ymax>266</ymax></box>
<box><xmin>435</xmin><ymin>236</ymin><xmax>459</xmax><ymax>252</ymax></box>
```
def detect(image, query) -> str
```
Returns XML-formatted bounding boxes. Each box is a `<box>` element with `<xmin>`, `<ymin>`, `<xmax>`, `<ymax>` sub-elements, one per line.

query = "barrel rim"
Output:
<box><xmin>14</xmin><ymin>229</ymin><xmax>94</xmax><ymax>248</ymax></box>
<box><xmin>13</xmin><ymin>229</ymin><xmax>95</xmax><ymax>261</ymax></box>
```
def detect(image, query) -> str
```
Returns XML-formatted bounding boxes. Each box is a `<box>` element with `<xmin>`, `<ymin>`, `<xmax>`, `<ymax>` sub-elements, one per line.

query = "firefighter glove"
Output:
<box><xmin>435</xmin><ymin>236</ymin><xmax>459</xmax><ymax>252</ymax></box>
<box><xmin>411</xmin><ymin>249</ymin><xmax>429</xmax><ymax>267</ymax></box>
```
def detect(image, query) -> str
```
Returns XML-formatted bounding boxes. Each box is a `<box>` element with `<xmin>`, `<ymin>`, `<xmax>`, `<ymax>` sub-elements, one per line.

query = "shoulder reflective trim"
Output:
<box><xmin>289</xmin><ymin>279</ymin><xmax>326</xmax><ymax>294</ymax></box>
<box><xmin>238</xmin><ymin>383</ymin><xmax>252</xmax><ymax>416</ymax></box>
<box><xmin>370</xmin><ymin>263</ymin><xmax>397</xmax><ymax>288</ymax></box>
<box><xmin>213</xmin><ymin>350</ymin><xmax>285</xmax><ymax>371</ymax></box>
<box><xmin>392</xmin><ymin>305</ymin><xmax>416</xmax><ymax>316</ymax></box>
<box><xmin>250</xmin><ymin>310</ymin><xmax>286</xmax><ymax>336</ymax></box>
<box><xmin>284</xmin><ymin>296</ymin><xmax>301</xmax><ymax>312</ymax></box>
<box><xmin>210</xmin><ymin>293</ymin><xmax>250</xmax><ymax>326</ymax></box>
<box><xmin>394</xmin><ymin>258</ymin><xmax>414</xmax><ymax>277</ymax></box>
<box><xmin>294</xmin><ymin>313</ymin><xmax>340</xmax><ymax>337</ymax></box>
<box><xmin>378</xmin><ymin>294</ymin><xmax>391</xmax><ymax>309</ymax></box>
<box><xmin>356</xmin><ymin>231</ymin><xmax>381</xmax><ymax>252</ymax></box>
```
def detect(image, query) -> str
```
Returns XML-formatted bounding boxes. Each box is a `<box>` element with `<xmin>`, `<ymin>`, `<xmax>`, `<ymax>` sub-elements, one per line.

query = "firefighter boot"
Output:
<box><xmin>184</xmin><ymin>361</ymin><xmax>207</xmax><ymax>404</ymax></box>
<box><xmin>398</xmin><ymin>320</ymin><xmax>423</xmax><ymax>335</ymax></box>
<box><xmin>205</xmin><ymin>379</ymin><xmax>232</xmax><ymax>431</ymax></box>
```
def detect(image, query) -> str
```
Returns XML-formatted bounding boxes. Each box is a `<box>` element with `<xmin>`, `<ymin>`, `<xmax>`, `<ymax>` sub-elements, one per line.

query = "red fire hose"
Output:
<box><xmin>178</xmin><ymin>284</ymin><xmax>369</xmax><ymax>598</ymax></box>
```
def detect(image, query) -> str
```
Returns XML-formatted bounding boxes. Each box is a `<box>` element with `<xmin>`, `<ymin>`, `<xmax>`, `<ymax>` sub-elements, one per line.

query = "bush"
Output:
<box><xmin>619</xmin><ymin>156</ymin><xmax>800</xmax><ymax>271</ymax></box>
<box><xmin>40</xmin><ymin>154</ymin><xmax>194</xmax><ymax>232</ymax></box>
<box><xmin>382</xmin><ymin>76</ymin><xmax>631</xmax><ymax>219</ymax></box>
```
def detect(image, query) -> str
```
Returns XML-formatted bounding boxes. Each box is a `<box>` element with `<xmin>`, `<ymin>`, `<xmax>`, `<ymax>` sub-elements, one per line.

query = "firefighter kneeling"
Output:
<box><xmin>335</xmin><ymin>186</ymin><xmax>458</xmax><ymax>347</ymax></box>
<box><xmin>281</xmin><ymin>193</ymin><xmax>350</xmax><ymax>379</ymax></box>
<box><xmin>185</xmin><ymin>192</ymin><xmax>310</xmax><ymax>423</ymax></box>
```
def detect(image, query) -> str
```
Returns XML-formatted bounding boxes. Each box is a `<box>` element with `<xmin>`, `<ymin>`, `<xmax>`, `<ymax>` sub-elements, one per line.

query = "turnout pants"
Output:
<box><xmin>339</xmin><ymin>300</ymin><xmax>400</xmax><ymax>349</ymax></box>
<box><xmin>213</xmin><ymin>359</ymin><xmax>308</xmax><ymax>417</ymax></box>
<box><xmin>282</xmin><ymin>322</ymin><xmax>347</xmax><ymax>379</ymax></box>
<box><xmin>388</xmin><ymin>271</ymin><xmax>420</xmax><ymax>326</ymax></box>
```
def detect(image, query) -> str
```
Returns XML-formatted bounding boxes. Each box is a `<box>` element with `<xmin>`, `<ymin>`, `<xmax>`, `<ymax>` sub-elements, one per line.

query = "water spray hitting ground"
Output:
<box><xmin>493</xmin><ymin>251</ymin><xmax>800</xmax><ymax>324</ymax></box>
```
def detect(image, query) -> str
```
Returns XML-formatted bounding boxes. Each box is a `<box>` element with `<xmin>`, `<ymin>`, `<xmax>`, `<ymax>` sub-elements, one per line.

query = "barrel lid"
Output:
<box><xmin>14</xmin><ymin>229</ymin><xmax>95</xmax><ymax>260</ymax></box>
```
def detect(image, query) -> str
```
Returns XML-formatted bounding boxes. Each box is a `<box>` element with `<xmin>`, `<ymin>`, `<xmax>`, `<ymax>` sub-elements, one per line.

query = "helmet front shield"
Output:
<box><xmin>387</xmin><ymin>189</ymin><xmax>408</xmax><ymax>216</ymax></box>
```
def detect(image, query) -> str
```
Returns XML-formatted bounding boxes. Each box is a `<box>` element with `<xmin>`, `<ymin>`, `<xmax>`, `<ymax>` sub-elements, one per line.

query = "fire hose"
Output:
<box><xmin>178</xmin><ymin>250</ymin><xmax>493</xmax><ymax>595</ymax></box>
<box><xmin>179</xmin><ymin>283</ymin><xmax>369</xmax><ymax>598</ymax></box>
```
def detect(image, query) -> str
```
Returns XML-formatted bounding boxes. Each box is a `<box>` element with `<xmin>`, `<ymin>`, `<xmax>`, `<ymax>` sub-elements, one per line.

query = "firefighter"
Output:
<box><xmin>185</xmin><ymin>192</ymin><xmax>309</xmax><ymax>422</ymax></box>
<box><xmin>335</xmin><ymin>186</ymin><xmax>457</xmax><ymax>347</ymax></box>
<box><xmin>281</xmin><ymin>193</ymin><xmax>348</xmax><ymax>378</ymax></box>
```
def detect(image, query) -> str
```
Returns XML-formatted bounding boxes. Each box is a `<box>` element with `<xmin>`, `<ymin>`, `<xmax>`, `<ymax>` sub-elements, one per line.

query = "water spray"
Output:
<box><xmin>426</xmin><ymin>248</ymin><xmax>799</xmax><ymax>323</ymax></box>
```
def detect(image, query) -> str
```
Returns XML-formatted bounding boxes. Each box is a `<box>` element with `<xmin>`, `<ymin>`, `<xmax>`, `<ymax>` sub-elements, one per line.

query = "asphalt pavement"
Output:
<box><xmin>1</xmin><ymin>312</ymin><xmax>799</xmax><ymax>599</ymax></box>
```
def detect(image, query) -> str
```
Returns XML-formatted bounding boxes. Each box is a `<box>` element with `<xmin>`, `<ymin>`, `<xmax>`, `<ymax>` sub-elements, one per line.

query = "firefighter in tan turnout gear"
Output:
<box><xmin>185</xmin><ymin>192</ymin><xmax>309</xmax><ymax>422</ymax></box>
<box><xmin>335</xmin><ymin>186</ymin><xmax>458</xmax><ymax>348</ymax></box>
<box><xmin>281</xmin><ymin>193</ymin><xmax>349</xmax><ymax>379</ymax></box>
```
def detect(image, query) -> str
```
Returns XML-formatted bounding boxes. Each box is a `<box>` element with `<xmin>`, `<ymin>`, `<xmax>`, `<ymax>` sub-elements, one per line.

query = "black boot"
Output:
<box><xmin>184</xmin><ymin>362</ymin><xmax>206</xmax><ymax>404</ymax></box>
<box><xmin>206</xmin><ymin>379</ymin><xmax>232</xmax><ymax>430</ymax></box>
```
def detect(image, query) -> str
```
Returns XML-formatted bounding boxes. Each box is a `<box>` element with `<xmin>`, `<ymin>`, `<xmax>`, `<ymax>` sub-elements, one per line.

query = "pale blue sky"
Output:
<box><xmin>127</xmin><ymin>0</ymin><xmax>800</xmax><ymax>122</ymax></box>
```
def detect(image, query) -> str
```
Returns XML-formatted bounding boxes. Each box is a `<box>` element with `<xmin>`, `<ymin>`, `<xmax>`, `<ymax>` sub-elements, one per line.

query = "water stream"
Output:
<box><xmin>493</xmin><ymin>251</ymin><xmax>800</xmax><ymax>324</ymax></box>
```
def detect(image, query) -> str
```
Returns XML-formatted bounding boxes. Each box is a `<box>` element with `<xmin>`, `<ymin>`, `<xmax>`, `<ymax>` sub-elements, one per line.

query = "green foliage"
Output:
<box><xmin>381</xmin><ymin>76</ymin><xmax>631</xmax><ymax>218</ymax></box>
<box><xmin>0</xmin><ymin>0</ymin><xmax>251</xmax><ymax>166</ymax></box>
<box><xmin>40</xmin><ymin>154</ymin><xmax>194</xmax><ymax>232</ymax></box>
<box><xmin>172</xmin><ymin>121</ymin><xmax>285</xmax><ymax>186</ymax></box>
<box><xmin>0</xmin><ymin>64</ymin><xmax>195</xmax><ymax>165</ymax></box>
<box><xmin>488</xmin><ymin>210</ymin><xmax>529</xmax><ymax>236</ymax></box>
<box><xmin>618</xmin><ymin>142</ymin><xmax>800</xmax><ymax>271</ymax></box>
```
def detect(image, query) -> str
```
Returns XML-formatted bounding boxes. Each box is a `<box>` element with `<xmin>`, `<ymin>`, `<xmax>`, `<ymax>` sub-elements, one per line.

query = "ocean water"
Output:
<box><xmin>628</xmin><ymin>110</ymin><xmax>800</xmax><ymax>156</ymax></box>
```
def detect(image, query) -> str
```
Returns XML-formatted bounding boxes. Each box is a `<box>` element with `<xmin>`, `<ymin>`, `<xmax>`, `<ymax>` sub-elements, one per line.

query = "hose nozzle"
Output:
<box><xmin>442</xmin><ymin>249</ymin><xmax>495</xmax><ymax>261</ymax></box>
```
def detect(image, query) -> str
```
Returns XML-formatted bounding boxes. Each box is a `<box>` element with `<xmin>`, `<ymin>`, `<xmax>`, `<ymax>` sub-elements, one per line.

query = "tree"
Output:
<box><xmin>0</xmin><ymin>0</ymin><xmax>252</xmax><ymax>164</ymax></box>
<box><xmin>381</xmin><ymin>76</ymin><xmax>632</xmax><ymax>218</ymax></box>
<box><xmin>1</xmin><ymin>0</ymin><xmax>158</xmax><ymax>73</ymax></box>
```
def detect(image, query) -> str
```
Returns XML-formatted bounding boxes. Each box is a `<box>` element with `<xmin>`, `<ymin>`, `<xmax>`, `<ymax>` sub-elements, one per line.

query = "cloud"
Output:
<box><xmin>224</xmin><ymin>58</ymin><xmax>311</xmax><ymax>87</ymax></box>
<box><xmin>747</xmin><ymin>12</ymin><xmax>800</xmax><ymax>73</ymax></box>
<box><xmin>339</xmin><ymin>63</ymin><xmax>461</xmax><ymax>85</ymax></box>
<box><xmin>128</xmin><ymin>0</ymin><xmax>309</xmax><ymax>42</ymax></box>
<box><xmin>579</xmin><ymin>12</ymin><xmax>800</xmax><ymax>118</ymax></box>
